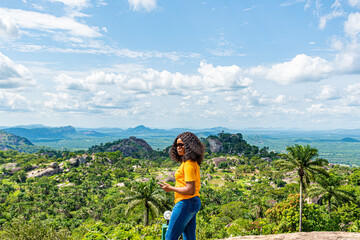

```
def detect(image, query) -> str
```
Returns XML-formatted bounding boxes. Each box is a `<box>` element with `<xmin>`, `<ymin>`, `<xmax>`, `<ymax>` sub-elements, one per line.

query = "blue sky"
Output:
<box><xmin>1</xmin><ymin>0</ymin><xmax>360</xmax><ymax>130</ymax></box>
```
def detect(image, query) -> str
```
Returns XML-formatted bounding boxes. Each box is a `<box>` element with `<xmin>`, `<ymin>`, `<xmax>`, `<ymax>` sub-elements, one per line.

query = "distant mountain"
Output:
<box><xmin>3</xmin><ymin>126</ymin><xmax>77</xmax><ymax>142</ymax></box>
<box><xmin>77</xmin><ymin>130</ymin><xmax>106</xmax><ymax>137</ymax></box>
<box><xmin>340</xmin><ymin>137</ymin><xmax>360</xmax><ymax>142</ymax></box>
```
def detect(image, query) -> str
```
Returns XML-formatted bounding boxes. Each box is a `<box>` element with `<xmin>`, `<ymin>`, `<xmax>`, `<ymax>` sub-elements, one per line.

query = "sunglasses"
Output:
<box><xmin>176</xmin><ymin>143</ymin><xmax>185</xmax><ymax>148</ymax></box>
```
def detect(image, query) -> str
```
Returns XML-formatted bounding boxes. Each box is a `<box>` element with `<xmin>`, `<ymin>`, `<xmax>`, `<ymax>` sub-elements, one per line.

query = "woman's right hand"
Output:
<box><xmin>158</xmin><ymin>181</ymin><xmax>172</xmax><ymax>192</ymax></box>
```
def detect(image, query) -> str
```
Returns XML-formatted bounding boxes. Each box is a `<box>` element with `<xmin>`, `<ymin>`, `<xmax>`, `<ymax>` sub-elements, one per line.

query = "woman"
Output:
<box><xmin>158</xmin><ymin>132</ymin><xmax>204</xmax><ymax>240</ymax></box>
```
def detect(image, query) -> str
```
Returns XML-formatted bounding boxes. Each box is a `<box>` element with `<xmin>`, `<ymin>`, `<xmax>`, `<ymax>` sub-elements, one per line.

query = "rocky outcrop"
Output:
<box><xmin>212</xmin><ymin>157</ymin><xmax>227</xmax><ymax>167</ymax></box>
<box><xmin>27</xmin><ymin>166</ymin><xmax>63</xmax><ymax>178</ymax></box>
<box><xmin>89</xmin><ymin>136</ymin><xmax>153</xmax><ymax>157</ymax></box>
<box><xmin>208</xmin><ymin>139</ymin><xmax>223</xmax><ymax>153</ymax></box>
<box><xmin>220</xmin><ymin>231</ymin><xmax>360</xmax><ymax>240</ymax></box>
<box><xmin>68</xmin><ymin>154</ymin><xmax>88</xmax><ymax>167</ymax></box>
<box><xmin>164</xmin><ymin>176</ymin><xmax>175</xmax><ymax>182</ymax></box>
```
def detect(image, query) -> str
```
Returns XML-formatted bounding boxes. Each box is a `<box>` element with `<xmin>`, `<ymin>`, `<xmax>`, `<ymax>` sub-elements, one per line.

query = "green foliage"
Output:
<box><xmin>0</xmin><ymin>216</ymin><xmax>71</xmax><ymax>240</ymax></box>
<box><xmin>0</xmin><ymin>138</ymin><xmax>359</xmax><ymax>239</ymax></box>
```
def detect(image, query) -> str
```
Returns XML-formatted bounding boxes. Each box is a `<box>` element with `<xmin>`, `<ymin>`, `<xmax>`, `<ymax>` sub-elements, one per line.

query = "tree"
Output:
<box><xmin>307</xmin><ymin>174</ymin><xmax>356</xmax><ymax>214</ymax></box>
<box><xmin>275</xmin><ymin>144</ymin><xmax>328</xmax><ymax>232</ymax></box>
<box><xmin>124</xmin><ymin>178</ymin><xmax>167</xmax><ymax>226</ymax></box>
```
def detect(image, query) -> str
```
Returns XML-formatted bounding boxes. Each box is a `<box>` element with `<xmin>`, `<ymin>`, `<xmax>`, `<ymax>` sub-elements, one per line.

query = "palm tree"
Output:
<box><xmin>124</xmin><ymin>178</ymin><xmax>167</xmax><ymax>226</ymax></box>
<box><xmin>275</xmin><ymin>144</ymin><xmax>328</xmax><ymax>232</ymax></box>
<box><xmin>307</xmin><ymin>174</ymin><xmax>356</xmax><ymax>214</ymax></box>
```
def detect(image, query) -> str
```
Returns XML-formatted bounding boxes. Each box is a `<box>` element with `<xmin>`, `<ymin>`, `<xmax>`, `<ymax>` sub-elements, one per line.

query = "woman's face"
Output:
<box><xmin>176</xmin><ymin>138</ymin><xmax>185</xmax><ymax>156</ymax></box>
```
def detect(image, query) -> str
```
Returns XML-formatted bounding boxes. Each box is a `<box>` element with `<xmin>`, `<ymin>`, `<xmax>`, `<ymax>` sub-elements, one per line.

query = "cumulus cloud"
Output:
<box><xmin>0</xmin><ymin>8</ymin><xmax>101</xmax><ymax>38</ymax></box>
<box><xmin>58</xmin><ymin>62</ymin><xmax>252</xmax><ymax>96</ymax></box>
<box><xmin>197</xmin><ymin>96</ymin><xmax>212</xmax><ymax>105</ymax></box>
<box><xmin>249</xmin><ymin>54</ymin><xmax>334</xmax><ymax>85</ymax></box>
<box><xmin>349</xmin><ymin>0</ymin><xmax>360</xmax><ymax>8</ymax></box>
<box><xmin>0</xmin><ymin>92</ymin><xmax>31</xmax><ymax>111</ymax></box>
<box><xmin>55</xmin><ymin>73</ymin><xmax>90</xmax><ymax>92</ymax></box>
<box><xmin>344</xmin><ymin>12</ymin><xmax>360</xmax><ymax>38</ymax></box>
<box><xmin>0</xmin><ymin>52</ymin><xmax>33</xmax><ymax>88</ymax></box>
<box><xmin>342</xmin><ymin>82</ymin><xmax>360</xmax><ymax>106</ymax></box>
<box><xmin>0</xmin><ymin>15</ymin><xmax>19</xmax><ymax>39</ymax></box>
<box><xmin>128</xmin><ymin>0</ymin><xmax>157</xmax><ymax>12</ymax></box>
<box><xmin>316</xmin><ymin>85</ymin><xmax>340</xmax><ymax>100</ymax></box>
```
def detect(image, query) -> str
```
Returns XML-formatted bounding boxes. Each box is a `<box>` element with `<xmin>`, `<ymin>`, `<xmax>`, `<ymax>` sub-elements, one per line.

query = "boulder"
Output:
<box><xmin>10</xmin><ymin>167</ymin><xmax>22</xmax><ymax>174</ymax></box>
<box><xmin>212</xmin><ymin>157</ymin><xmax>227</xmax><ymax>167</ymax></box>
<box><xmin>69</xmin><ymin>158</ymin><xmax>79</xmax><ymax>167</ymax></box>
<box><xmin>49</xmin><ymin>162</ymin><xmax>58</xmax><ymax>168</ymax></box>
<box><xmin>164</xmin><ymin>176</ymin><xmax>175</xmax><ymax>182</ymax></box>
<box><xmin>27</xmin><ymin>167</ymin><xmax>63</xmax><ymax>178</ymax></box>
<box><xmin>208</xmin><ymin>139</ymin><xmax>223</xmax><ymax>153</ymax></box>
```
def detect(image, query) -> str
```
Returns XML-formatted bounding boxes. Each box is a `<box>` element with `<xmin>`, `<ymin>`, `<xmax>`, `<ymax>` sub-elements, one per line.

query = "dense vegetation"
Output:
<box><xmin>0</xmin><ymin>132</ymin><xmax>360</xmax><ymax>239</ymax></box>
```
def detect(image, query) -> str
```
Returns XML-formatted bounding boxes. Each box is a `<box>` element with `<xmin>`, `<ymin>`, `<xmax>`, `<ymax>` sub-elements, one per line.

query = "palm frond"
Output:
<box><xmin>125</xmin><ymin>199</ymin><xmax>144</xmax><ymax>216</ymax></box>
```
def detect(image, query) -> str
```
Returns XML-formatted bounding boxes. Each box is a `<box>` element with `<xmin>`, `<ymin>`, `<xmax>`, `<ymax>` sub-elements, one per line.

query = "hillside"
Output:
<box><xmin>0</xmin><ymin>130</ymin><xmax>36</xmax><ymax>152</ymax></box>
<box><xmin>0</xmin><ymin>133</ymin><xmax>359</xmax><ymax>239</ymax></box>
<box><xmin>88</xmin><ymin>136</ymin><xmax>154</xmax><ymax>157</ymax></box>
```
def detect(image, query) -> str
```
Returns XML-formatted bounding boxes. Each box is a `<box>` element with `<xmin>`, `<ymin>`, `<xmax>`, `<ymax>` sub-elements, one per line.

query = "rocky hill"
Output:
<box><xmin>0</xmin><ymin>130</ymin><xmax>34</xmax><ymax>151</ymax></box>
<box><xmin>220</xmin><ymin>231</ymin><xmax>360</xmax><ymax>239</ymax></box>
<box><xmin>88</xmin><ymin>136</ymin><xmax>153</xmax><ymax>157</ymax></box>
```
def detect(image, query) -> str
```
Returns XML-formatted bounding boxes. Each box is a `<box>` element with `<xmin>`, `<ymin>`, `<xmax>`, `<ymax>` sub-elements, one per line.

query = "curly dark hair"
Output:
<box><xmin>169</xmin><ymin>132</ymin><xmax>205</xmax><ymax>165</ymax></box>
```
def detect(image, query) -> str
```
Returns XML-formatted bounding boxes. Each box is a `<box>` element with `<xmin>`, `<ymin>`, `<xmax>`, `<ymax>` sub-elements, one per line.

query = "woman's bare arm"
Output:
<box><xmin>158</xmin><ymin>181</ymin><xmax>195</xmax><ymax>195</ymax></box>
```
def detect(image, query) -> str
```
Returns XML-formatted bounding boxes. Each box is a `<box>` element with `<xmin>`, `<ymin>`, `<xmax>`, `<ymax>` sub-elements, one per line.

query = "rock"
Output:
<box><xmin>208</xmin><ymin>139</ymin><xmax>223</xmax><ymax>153</ymax></box>
<box><xmin>207</xmin><ymin>174</ymin><xmax>213</xmax><ymax>180</ymax></box>
<box><xmin>155</xmin><ymin>174</ymin><xmax>164</xmax><ymax>180</ymax></box>
<box><xmin>164</xmin><ymin>176</ymin><xmax>175</xmax><ymax>182</ymax></box>
<box><xmin>115</xmin><ymin>183</ymin><xmax>125</xmax><ymax>187</ymax></box>
<box><xmin>27</xmin><ymin>167</ymin><xmax>63</xmax><ymax>178</ymax></box>
<box><xmin>78</xmin><ymin>154</ymin><xmax>88</xmax><ymax>164</ymax></box>
<box><xmin>10</xmin><ymin>167</ymin><xmax>22</xmax><ymax>174</ymax></box>
<box><xmin>49</xmin><ymin>162</ymin><xmax>58</xmax><ymax>168</ymax></box>
<box><xmin>220</xmin><ymin>231</ymin><xmax>360</xmax><ymax>240</ymax></box>
<box><xmin>69</xmin><ymin>157</ymin><xmax>79</xmax><ymax>167</ymax></box>
<box><xmin>212</xmin><ymin>157</ymin><xmax>227</xmax><ymax>167</ymax></box>
<box><xmin>2</xmin><ymin>163</ymin><xmax>17</xmax><ymax>170</ymax></box>
<box><xmin>57</xmin><ymin>183</ymin><xmax>75</xmax><ymax>188</ymax></box>
<box><xmin>306</xmin><ymin>196</ymin><xmax>321</xmax><ymax>204</ymax></box>
<box><xmin>261</xmin><ymin>157</ymin><xmax>272</xmax><ymax>162</ymax></box>
<box><xmin>135</xmin><ymin>178</ymin><xmax>150</xmax><ymax>182</ymax></box>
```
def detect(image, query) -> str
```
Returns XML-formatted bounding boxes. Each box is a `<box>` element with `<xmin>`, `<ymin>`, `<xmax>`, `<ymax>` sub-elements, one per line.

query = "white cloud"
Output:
<box><xmin>49</xmin><ymin>0</ymin><xmax>90</xmax><ymax>9</ymax></box>
<box><xmin>273</xmin><ymin>95</ymin><xmax>287</xmax><ymax>104</ymax></box>
<box><xmin>197</xmin><ymin>96</ymin><xmax>212</xmax><ymax>105</ymax></box>
<box><xmin>250</xmin><ymin>54</ymin><xmax>334</xmax><ymax>85</ymax></box>
<box><xmin>319</xmin><ymin>9</ymin><xmax>345</xmax><ymax>30</ymax></box>
<box><xmin>344</xmin><ymin>12</ymin><xmax>360</xmax><ymax>38</ymax></box>
<box><xmin>316</xmin><ymin>85</ymin><xmax>340</xmax><ymax>100</ymax></box>
<box><xmin>55</xmin><ymin>73</ymin><xmax>90</xmax><ymax>91</ymax></box>
<box><xmin>0</xmin><ymin>8</ymin><xmax>101</xmax><ymax>38</ymax></box>
<box><xmin>0</xmin><ymin>15</ymin><xmax>19</xmax><ymax>39</ymax></box>
<box><xmin>343</xmin><ymin>82</ymin><xmax>360</xmax><ymax>106</ymax></box>
<box><xmin>128</xmin><ymin>0</ymin><xmax>157</xmax><ymax>12</ymax></box>
<box><xmin>0</xmin><ymin>52</ymin><xmax>33</xmax><ymax>88</ymax></box>
<box><xmin>62</xmin><ymin>62</ymin><xmax>252</xmax><ymax>95</ymax></box>
<box><xmin>349</xmin><ymin>0</ymin><xmax>360</xmax><ymax>8</ymax></box>
<box><xmin>0</xmin><ymin>92</ymin><xmax>31</xmax><ymax>111</ymax></box>
<box><xmin>280</xmin><ymin>0</ymin><xmax>306</xmax><ymax>7</ymax></box>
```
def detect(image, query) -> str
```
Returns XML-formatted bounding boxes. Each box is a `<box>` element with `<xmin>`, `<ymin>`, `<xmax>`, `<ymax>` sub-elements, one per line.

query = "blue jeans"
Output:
<box><xmin>165</xmin><ymin>196</ymin><xmax>201</xmax><ymax>240</ymax></box>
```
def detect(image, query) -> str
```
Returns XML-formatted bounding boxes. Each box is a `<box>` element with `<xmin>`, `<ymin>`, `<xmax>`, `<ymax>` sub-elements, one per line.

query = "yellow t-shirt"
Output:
<box><xmin>174</xmin><ymin>160</ymin><xmax>201</xmax><ymax>204</ymax></box>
